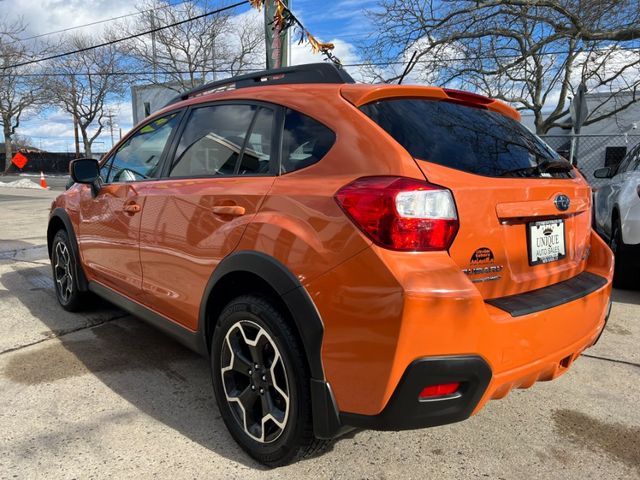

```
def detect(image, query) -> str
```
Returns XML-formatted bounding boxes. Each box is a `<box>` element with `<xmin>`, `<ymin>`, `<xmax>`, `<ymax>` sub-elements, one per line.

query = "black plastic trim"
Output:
<box><xmin>310</xmin><ymin>379</ymin><xmax>352</xmax><ymax>439</ymax></box>
<box><xmin>48</xmin><ymin>208</ymin><xmax>89</xmax><ymax>292</ymax></box>
<box><xmin>199</xmin><ymin>250</ymin><xmax>325</xmax><ymax>380</ymax></box>
<box><xmin>486</xmin><ymin>271</ymin><xmax>608</xmax><ymax>317</ymax></box>
<box><xmin>89</xmin><ymin>281</ymin><xmax>207</xmax><ymax>355</ymax></box>
<box><xmin>340</xmin><ymin>355</ymin><xmax>492</xmax><ymax>431</ymax></box>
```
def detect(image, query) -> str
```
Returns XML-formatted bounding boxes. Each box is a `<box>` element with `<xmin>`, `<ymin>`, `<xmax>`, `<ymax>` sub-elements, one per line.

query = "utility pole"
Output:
<box><xmin>105</xmin><ymin>110</ymin><xmax>116</xmax><ymax>149</ymax></box>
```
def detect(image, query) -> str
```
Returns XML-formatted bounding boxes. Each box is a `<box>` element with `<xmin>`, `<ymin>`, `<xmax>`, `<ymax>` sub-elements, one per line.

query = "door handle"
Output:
<box><xmin>211</xmin><ymin>205</ymin><xmax>246</xmax><ymax>216</ymax></box>
<box><xmin>123</xmin><ymin>202</ymin><xmax>141</xmax><ymax>214</ymax></box>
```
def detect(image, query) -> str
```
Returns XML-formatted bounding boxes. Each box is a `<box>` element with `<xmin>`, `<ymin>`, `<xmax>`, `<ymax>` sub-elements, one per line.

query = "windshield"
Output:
<box><xmin>360</xmin><ymin>98</ymin><xmax>573</xmax><ymax>178</ymax></box>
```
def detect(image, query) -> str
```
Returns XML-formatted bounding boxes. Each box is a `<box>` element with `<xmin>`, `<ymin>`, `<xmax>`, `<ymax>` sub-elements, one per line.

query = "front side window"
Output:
<box><xmin>615</xmin><ymin>153</ymin><xmax>634</xmax><ymax>176</ymax></box>
<box><xmin>107</xmin><ymin>113</ymin><xmax>180</xmax><ymax>183</ymax></box>
<box><xmin>627</xmin><ymin>147</ymin><xmax>640</xmax><ymax>172</ymax></box>
<box><xmin>170</xmin><ymin>104</ymin><xmax>272</xmax><ymax>177</ymax></box>
<box><xmin>281</xmin><ymin>109</ymin><xmax>335</xmax><ymax>174</ymax></box>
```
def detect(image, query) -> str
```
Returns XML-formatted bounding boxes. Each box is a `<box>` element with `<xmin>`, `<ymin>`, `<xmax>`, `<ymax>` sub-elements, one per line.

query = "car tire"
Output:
<box><xmin>50</xmin><ymin>229</ymin><xmax>89</xmax><ymax>312</ymax></box>
<box><xmin>211</xmin><ymin>294</ymin><xmax>329</xmax><ymax>467</ymax></box>
<box><xmin>610</xmin><ymin>217</ymin><xmax>633</xmax><ymax>289</ymax></box>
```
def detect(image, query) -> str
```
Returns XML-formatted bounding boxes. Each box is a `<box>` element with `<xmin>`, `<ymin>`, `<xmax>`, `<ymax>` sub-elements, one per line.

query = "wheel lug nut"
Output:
<box><xmin>262</xmin><ymin>375</ymin><xmax>266</xmax><ymax>381</ymax></box>
<box><xmin>248</xmin><ymin>369</ymin><xmax>252</xmax><ymax>375</ymax></box>
<box><xmin>259</xmin><ymin>388</ymin><xmax>264</xmax><ymax>394</ymax></box>
<box><xmin>251</xmin><ymin>385</ymin><xmax>255</xmax><ymax>391</ymax></box>
<box><xmin>254</xmin><ymin>364</ymin><xmax>259</xmax><ymax>369</ymax></box>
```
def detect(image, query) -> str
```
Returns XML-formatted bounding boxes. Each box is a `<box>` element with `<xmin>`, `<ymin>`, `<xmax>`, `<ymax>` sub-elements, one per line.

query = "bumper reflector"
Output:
<box><xmin>419</xmin><ymin>382</ymin><xmax>460</xmax><ymax>400</ymax></box>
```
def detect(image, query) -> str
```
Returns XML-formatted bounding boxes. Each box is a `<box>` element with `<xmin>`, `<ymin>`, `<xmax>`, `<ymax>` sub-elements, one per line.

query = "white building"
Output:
<box><xmin>523</xmin><ymin>92</ymin><xmax>640</xmax><ymax>185</ymax></box>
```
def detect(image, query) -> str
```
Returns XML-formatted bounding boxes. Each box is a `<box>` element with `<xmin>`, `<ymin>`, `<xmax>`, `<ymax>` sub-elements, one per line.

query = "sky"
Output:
<box><xmin>3</xmin><ymin>0</ymin><xmax>377</xmax><ymax>153</ymax></box>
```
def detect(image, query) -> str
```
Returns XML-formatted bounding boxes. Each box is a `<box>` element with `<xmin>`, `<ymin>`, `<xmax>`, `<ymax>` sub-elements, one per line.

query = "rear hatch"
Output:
<box><xmin>358</xmin><ymin>93</ymin><xmax>592</xmax><ymax>299</ymax></box>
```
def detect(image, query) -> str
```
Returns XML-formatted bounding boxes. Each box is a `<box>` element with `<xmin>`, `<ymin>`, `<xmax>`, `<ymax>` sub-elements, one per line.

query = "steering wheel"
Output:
<box><xmin>112</xmin><ymin>168</ymin><xmax>149</xmax><ymax>182</ymax></box>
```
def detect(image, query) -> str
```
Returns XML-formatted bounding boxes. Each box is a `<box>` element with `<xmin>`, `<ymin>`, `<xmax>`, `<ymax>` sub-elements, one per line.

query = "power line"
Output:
<box><xmin>6</xmin><ymin>46</ymin><xmax>640</xmax><ymax>77</ymax></box>
<box><xmin>1</xmin><ymin>0</ymin><xmax>249</xmax><ymax>71</ymax></box>
<box><xmin>7</xmin><ymin>68</ymin><xmax>260</xmax><ymax>77</ymax></box>
<box><xmin>7</xmin><ymin>0</ymin><xmax>193</xmax><ymax>45</ymax></box>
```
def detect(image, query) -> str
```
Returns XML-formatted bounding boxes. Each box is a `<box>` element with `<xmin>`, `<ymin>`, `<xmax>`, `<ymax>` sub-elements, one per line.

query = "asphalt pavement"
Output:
<box><xmin>0</xmin><ymin>187</ymin><xmax>638</xmax><ymax>479</ymax></box>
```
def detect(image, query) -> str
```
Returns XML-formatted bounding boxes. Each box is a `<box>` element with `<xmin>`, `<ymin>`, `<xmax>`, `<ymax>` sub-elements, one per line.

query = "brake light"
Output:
<box><xmin>335</xmin><ymin>177</ymin><xmax>459</xmax><ymax>251</ymax></box>
<box><xmin>443</xmin><ymin>88</ymin><xmax>493</xmax><ymax>105</ymax></box>
<box><xmin>443</xmin><ymin>88</ymin><xmax>493</xmax><ymax>110</ymax></box>
<box><xmin>419</xmin><ymin>382</ymin><xmax>460</xmax><ymax>399</ymax></box>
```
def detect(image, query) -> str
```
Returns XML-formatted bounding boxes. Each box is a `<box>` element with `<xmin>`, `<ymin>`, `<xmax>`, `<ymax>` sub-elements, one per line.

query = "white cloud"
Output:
<box><xmin>5</xmin><ymin>0</ymin><xmax>136</xmax><ymax>39</ymax></box>
<box><xmin>5</xmin><ymin>1</ymin><xmax>368</xmax><ymax>152</ymax></box>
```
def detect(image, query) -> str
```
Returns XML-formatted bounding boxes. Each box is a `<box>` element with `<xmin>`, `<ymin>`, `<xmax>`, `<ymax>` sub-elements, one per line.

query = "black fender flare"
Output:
<box><xmin>199</xmin><ymin>250</ymin><xmax>325</xmax><ymax>379</ymax></box>
<box><xmin>198</xmin><ymin>250</ymin><xmax>344</xmax><ymax>439</ymax></box>
<box><xmin>48</xmin><ymin>208</ymin><xmax>89</xmax><ymax>292</ymax></box>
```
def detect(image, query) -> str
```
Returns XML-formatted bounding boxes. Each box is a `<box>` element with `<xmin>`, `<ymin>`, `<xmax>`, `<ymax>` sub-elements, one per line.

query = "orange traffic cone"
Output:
<box><xmin>40</xmin><ymin>171</ymin><xmax>48</xmax><ymax>189</ymax></box>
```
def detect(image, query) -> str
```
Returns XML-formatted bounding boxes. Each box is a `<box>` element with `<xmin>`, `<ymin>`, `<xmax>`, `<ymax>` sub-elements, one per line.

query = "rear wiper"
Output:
<box><xmin>537</xmin><ymin>158</ymin><xmax>573</xmax><ymax>173</ymax></box>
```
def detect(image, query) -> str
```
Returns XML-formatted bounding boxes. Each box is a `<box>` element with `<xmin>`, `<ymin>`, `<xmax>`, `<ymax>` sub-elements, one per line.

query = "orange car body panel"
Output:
<box><xmin>136</xmin><ymin>176</ymin><xmax>276</xmax><ymax>330</ymax></box>
<box><xmin>51</xmin><ymin>81</ymin><xmax>614</xmax><ymax>422</ymax></box>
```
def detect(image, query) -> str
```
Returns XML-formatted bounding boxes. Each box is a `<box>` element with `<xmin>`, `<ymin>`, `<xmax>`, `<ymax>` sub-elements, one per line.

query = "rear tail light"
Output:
<box><xmin>334</xmin><ymin>176</ymin><xmax>459</xmax><ymax>251</ymax></box>
<box><xmin>419</xmin><ymin>382</ymin><xmax>461</xmax><ymax>400</ymax></box>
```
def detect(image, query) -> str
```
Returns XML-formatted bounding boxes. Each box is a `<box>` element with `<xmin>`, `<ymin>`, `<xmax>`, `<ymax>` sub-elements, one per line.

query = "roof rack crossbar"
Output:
<box><xmin>165</xmin><ymin>63</ymin><xmax>355</xmax><ymax>107</ymax></box>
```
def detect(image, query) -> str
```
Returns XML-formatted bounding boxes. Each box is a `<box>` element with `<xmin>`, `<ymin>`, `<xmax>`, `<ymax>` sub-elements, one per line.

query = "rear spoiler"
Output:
<box><xmin>340</xmin><ymin>84</ymin><xmax>520</xmax><ymax>121</ymax></box>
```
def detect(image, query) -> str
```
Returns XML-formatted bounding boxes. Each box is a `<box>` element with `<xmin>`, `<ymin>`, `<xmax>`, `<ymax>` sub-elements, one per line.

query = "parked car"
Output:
<box><xmin>48</xmin><ymin>63</ymin><xmax>613</xmax><ymax>466</ymax></box>
<box><xmin>593</xmin><ymin>144</ymin><xmax>640</xmax><ymax>287</ymax></box>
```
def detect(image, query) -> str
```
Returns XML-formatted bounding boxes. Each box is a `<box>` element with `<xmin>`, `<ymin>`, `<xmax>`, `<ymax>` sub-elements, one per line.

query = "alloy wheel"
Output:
<box><xmin>54</xmin><ymin>242</ymin><xmax>73</xmax><ymax>303</ymax></box>
<box><xmin>220</xmin><ymin>320</ymin><xmax>290</xmax><ymax>443</ymax></box>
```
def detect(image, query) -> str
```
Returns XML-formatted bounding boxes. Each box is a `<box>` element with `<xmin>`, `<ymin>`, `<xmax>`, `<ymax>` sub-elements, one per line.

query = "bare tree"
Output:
<box><xmin>119</xmin><ymin>0</ymin><xmax>264</xmax><ymax>92</ymax></box>
<box><xmin>45</xmin><ymin>33</ymin><xmax>127</xmax><ymax>158</ymax></box>
<box><xmin>366</xmin><ymin>0</ymin><xmax>640</xmax><ymax>133</ymax></box>
<box><xmin>11</xmin><ymin>133</ymin><xmax>34</xmax><ymax>151</ymax></box>
<box><xmin>0</xmin><ymin>19</ymin><xmax>44</xmax><ymax>171</ymax></box>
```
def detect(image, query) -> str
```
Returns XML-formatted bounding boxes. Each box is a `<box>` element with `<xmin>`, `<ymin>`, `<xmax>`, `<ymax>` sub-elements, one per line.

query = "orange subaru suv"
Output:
<box><xmin>48</xmin><ymin>63</ymin><xmax>613</xmax><ymax>466</ymax></box>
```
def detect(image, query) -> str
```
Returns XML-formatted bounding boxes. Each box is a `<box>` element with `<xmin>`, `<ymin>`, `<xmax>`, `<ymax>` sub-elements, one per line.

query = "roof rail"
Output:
<box><xmin>165</xmin><ymin>63</ymin><xmax>355</xmax><ymax>107</ymax></box>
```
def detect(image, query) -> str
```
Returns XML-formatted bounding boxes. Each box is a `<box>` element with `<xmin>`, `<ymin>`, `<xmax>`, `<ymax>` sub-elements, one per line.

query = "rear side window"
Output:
<box><xmin>170</xmin><ymin>104</ymin><xmax>273</xmax><ymax>177</ymax></box>
<box><xmin>281</xmin><ymin>109</ymin><xmax>335</xmax><ymax>174</ymax></box>
<box><xmin>361</xmin><ymin>99</ymin><xmax>572</xmax><ymax>178</ymax></box>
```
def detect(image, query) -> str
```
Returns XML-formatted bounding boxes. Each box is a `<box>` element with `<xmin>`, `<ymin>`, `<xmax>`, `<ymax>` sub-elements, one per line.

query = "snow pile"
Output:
<box><xmin>0</xmin><ymin>178</ymin><xmax>44</xmax><ymax>189</ymax></box>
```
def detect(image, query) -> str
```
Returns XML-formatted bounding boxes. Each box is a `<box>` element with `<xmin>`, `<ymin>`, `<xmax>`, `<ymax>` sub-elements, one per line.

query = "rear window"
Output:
<box><xmin>361</xmin><ymin>99</ymin><xmax>573</xmax><ymax>178</ymax></box>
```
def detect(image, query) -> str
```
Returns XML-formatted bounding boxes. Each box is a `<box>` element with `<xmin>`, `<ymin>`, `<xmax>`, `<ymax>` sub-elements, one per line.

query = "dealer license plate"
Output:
<box><xmin>528</xmin><ymin>219</ymin><xmax>566</xmax><ymax>265</ymax></box>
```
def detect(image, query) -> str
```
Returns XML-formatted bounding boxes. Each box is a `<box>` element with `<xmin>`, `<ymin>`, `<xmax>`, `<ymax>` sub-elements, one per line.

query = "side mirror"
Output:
<box><xmin>593</xmin><ymin>166</ymin><xmax>613</xmax><ymax>179</ymax></box>
<box><xmin>70</xmin><ymin>158</ymin><xmax>99</xmax><ymax>184</ymax></box>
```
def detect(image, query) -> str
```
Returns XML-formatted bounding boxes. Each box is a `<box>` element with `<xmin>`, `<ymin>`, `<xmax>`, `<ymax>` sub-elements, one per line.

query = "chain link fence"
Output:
<box><xmin>541</xmin><ymin>134</ymin><xmax>640</xmax><ymax>188</ymax></box>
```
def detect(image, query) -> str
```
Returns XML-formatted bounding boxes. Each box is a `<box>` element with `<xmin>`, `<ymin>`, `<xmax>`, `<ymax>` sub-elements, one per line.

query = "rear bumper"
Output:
<box><xmin>337</xmin><ymin>287</ymin><xmax>611</xmax><ymax>432</ymax></box>
<box><xmin>340</xmin><ymin>356</ymin><xmax>491</xmax><ymax>431</ymax></box>
<box><xmin>338</xmin><ymin>296</ymin><xmax>611</xmax><ymax>433</ymax></box>
<box><xmin>309</xmin><ymin>231</ymin><xmax>614</xmax><ymax>427</ymax></box>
